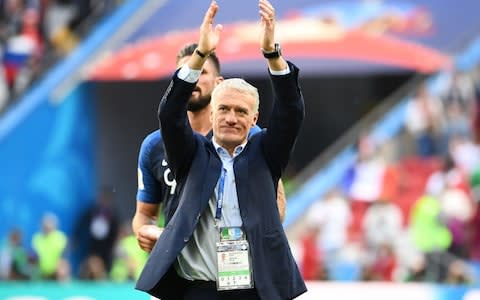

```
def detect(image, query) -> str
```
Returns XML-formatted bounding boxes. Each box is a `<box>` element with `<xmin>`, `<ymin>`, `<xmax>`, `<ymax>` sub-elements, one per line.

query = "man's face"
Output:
<box><xmin>177</xmin><ymin>56</ymin><xmax>221</xmax><ymax>112</ymax></box>
<box><xmin>210</xmin><ymin>88</ymin><xmax>258</xmax><ymax>151</ymax></box>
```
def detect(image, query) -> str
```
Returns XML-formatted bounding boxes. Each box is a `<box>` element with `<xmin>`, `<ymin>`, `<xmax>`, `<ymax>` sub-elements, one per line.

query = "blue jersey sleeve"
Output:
<box><xmin>136</xmin><ymin>131</ymin><xmax>163</xmax><ymax>204</ymax></box>
<box><xmin>248</xmin><ymin>124</ymin><xmax>262</xmax><ymax>137</ymax></box>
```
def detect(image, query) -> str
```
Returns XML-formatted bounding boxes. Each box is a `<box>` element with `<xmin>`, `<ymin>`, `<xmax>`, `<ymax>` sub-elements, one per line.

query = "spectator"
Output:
<box><xmin>424</xmin><ymin>153</ymin><xmax>474</xmax><ymax>259</ymax></box>
<box><xmin>299</xmin><ymin>223</ymin><xmax>324</xmax><ymax>281</ymax></box>
<box><xmin>471</xmin><ymin>64</ymin><xmax>480</xmax><ymax>143</ymax></box>
<box><xmin>409</xmin><ymin>194</ymin><xmax>451</xmax><ymax>254</ymax></box>
<box><xmin>0</xmin><ymin>228</ymin><xmax>32</xmax><ymax>280</ymax></box>
<box><xmin>78</xmin><ymin>255</ymin><xmax>107</xmax><ymax>280</ymax></box>
<box><xmin>362</xmin><ymin>197</ymin><xmax>403</xmax><ymax>252</ymax></box>
<box><xmin>74</xmin><ymin>186</ymin><xmax>119</xmax><ymax>275</ymax></box>
<box><xmin>439</xmin><ymin>175</ymin><xmax>474</xmax><ymax>259</ymax></box>
<box><xmin>0</xmin><ymin>63</ymin><xmax>9</xmax><ymax>112</ymax></box>
<box><xmin>409</xmin><ymin>194</ymin><xmax>456</xmax><ymax>282</ymax></box>
<box><xmin>441</xmin><ymin>71</ymin><xmax>475</xmax><ymax>116</ymax></box>
<box><xmin>448</xmin><ymin>135</ymin><xmax>480</xmax><ymax>177</ymax></box>
<box><xmin>441</xmin><ymin>101</ymin><xmax>473</xmax><ymax>154</ymax></box>
<box><xmin>305</xmin><ymin>189</ymin><xmax>351</xmax><ymax>263</ymax></box>
<box><xmin>425</xmin><ymin>154</ymin><xmax>469</xmax><ymax>199</ymax></box>
<box><xmin>0</xmin><ymin>0</ymin><xmax>26</xmax><ymax>44</ymax></box>
<box><xmin>362</xmin><ymin>243</ymin><xmax>397</xmax><ymax>281</ymax></box>
<box><xmin>31</xmin><ymin>212</ymin><xmax>69</xmax><ymax>280</ymax></box>
<box><xmin>47</xmin><ymin>0</ymin><xmax>115</xmax><ymax>54</ymax></box>
<box><xmin>468</xmin><ymin>204</ymin><xmax>480</xmax><ymax>261</ymax></box>
<box><xmin>0</xmin><ymin>0</ymin><xmax>47</xmax><ymax>108</ymax></box>
<box><xmin>344</xmin><ymin>134</ymin><xmax>387</xmax><ymax>240</ymax></box>
<box><xmin>445</xmin><ymin>259</ymin><xmax>473</xmax><ymax>285</ymax></box>
<box><xmin>404</xmin><ymin>253</ymin><xmax>427</xmax><ymax>282</ymax></box>
<box><xmin>404</xmin><ymin>84</ymin><xmax>443</xmax><ymax>157</ymax></box>
<box><xmin>110</xmin><ymin>222</ymin><xmax>148</xmax><ymax>282</ymax></box>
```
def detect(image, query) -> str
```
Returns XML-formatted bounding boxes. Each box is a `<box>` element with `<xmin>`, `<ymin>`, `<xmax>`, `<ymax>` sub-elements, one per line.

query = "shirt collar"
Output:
<box><xmin>212</xmin><ymin>137</ymin><xmax>247</xmax><ymax>158</ymax></box>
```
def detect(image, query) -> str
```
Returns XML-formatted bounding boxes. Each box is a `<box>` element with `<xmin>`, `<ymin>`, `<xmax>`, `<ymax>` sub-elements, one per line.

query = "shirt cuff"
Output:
<box><xmin>269</xmin><ymin>65</ymin><xmax>290</xmax><ymax>75</ymax></box>
<box><xmin>177</xmin><ymin>65</ymin><xmax>202</xmax><ymax>83</ymax></box>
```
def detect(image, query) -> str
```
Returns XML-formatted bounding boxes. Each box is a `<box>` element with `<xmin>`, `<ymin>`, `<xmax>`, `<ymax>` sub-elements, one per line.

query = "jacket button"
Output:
<box><xmin>196</xmin><ymin>213</ymin><xmax>201</xmax><ymax>220</ymax></box>
<box><xmin>184</xmin><ymin>237</ymin><xmax>189</xmax><ymax>243</ymax></box>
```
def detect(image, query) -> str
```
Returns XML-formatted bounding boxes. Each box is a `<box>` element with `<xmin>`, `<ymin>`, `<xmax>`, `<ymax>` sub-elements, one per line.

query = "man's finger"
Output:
<box><xmin>203</xmin><ymin>1</ymin><xmax>218</xmax><ymax>25</ymax></box>
<box><xmin>259</xmin><ymin>0</ymin><xmax>275</xmax><ymax>25</ymax></box>
<box><xmin>214</xmin><ymin>24</ymin><xmax>223</xmax><ymax>36</ymax></box>
<box><xmin>139</xmin><ymin>242</ymin><xmax>153</xmax><ymax>253</ymax></box>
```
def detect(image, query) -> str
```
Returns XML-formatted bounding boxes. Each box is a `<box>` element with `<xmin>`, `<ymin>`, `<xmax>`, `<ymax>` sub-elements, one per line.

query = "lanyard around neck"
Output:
<box><xmin>215</xmin><ymin>167</ymin><xmax>227</xmax><ymax>222</ymax></box>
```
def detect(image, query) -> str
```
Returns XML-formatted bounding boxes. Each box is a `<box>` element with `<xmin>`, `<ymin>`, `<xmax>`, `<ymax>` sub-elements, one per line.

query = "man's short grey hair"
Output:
<box><xmin>211</xmin><ymin>78</ymin><xmax>259</xmax><ymax>113</ymax></box>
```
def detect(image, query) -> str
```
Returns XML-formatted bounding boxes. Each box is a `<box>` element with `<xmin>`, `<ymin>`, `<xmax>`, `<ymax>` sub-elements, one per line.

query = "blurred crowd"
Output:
<box><xmin>299</xmin><ymin>63</ymin><xmax>480</xmax><ymax>285</ymax></box>
<box><xmin>0</xmin><ymin>186</ymin><xmax>147</xmax><ymax>282</ymax></box>
<box><xmin>0</xmin><ymin>0</ymin><xmax>141</xmax><ymax>283</ymax></box>
<box><xmin>0</xmin><ymin>0</ymin><xmax>119</xmax><ymax>113</ymax></box>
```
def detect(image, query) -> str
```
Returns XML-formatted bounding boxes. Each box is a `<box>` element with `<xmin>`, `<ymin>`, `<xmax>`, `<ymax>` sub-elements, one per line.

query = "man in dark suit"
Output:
<box><xmin>135</xmin><ymin>0</ymin><xmax>307</xmax><ymax>299</ymax></box>
<box><xmin>132</xmin><ymin>43</ymin><xmax>287</xmax><ymax>255</ymax></box>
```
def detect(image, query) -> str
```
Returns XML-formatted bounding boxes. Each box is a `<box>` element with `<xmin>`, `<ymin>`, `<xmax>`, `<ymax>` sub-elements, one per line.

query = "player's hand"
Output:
<box><xmin>137</xmin><ymin>225</ymin><xmax>163</xmax><ymax>253</ymax></box>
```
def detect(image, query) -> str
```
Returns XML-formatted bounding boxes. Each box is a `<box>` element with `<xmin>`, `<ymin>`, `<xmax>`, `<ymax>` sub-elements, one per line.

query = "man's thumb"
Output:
<box><xmin>214</xmin><ymin>24</ymin><xmax>223</xmax><ymax>35</ymax></box>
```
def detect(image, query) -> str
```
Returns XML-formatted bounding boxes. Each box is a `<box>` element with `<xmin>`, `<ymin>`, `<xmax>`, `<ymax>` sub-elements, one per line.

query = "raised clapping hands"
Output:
<box><xmin>193</xmin><ymin>0</ymin><xmax>284</xmax><ymax>67</ymax></box>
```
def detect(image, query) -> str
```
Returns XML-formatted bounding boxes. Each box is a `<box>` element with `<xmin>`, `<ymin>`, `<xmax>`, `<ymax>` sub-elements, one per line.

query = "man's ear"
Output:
<box><xmin>252</xmin><ymin>112</ymin><xmax>259</xmax><ymax>127</ymax></box>
<box><xmin>215</xmin><ymin>76</ymin><xmax>224</xmax><ymax>85</ymax></box>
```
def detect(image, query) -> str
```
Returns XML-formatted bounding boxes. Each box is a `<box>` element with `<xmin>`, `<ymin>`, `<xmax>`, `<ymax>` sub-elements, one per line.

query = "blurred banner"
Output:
<box><xmin>89</xmin><ymin>0</ymin><xmax>480</xmax><ymax>80</ymax></box>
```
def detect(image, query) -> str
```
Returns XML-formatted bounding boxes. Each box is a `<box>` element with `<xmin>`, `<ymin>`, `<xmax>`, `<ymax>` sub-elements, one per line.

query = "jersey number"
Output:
<box><xmin>162</xmin><ymin>159</ymin><xmax>177</xmax><ymax>194</ymax></box>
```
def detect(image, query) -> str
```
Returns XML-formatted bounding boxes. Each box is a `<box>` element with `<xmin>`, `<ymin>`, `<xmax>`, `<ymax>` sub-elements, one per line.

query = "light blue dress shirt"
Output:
<box><xmin>211</xmin><ymin>138</ymin><xmax>247</xmax><ymax>228</ymax></box>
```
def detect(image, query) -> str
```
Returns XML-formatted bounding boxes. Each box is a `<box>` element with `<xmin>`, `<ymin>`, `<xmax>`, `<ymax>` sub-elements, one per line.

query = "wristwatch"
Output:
<box><xmin>262</xmin><ymin>43</ymin><xmax>281</xmax><ymax>59</ymax></box>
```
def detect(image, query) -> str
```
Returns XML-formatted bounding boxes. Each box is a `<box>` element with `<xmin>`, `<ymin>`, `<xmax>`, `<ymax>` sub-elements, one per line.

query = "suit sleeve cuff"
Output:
<box><xmin>177</xmin><ymin>65</ymin><xmax>202</xmax><ymax>83</ymax></box>
<box><xmin>269</xmin><ymin>65</ymin><xmax>291</xmax><ymax>76</ymax></box>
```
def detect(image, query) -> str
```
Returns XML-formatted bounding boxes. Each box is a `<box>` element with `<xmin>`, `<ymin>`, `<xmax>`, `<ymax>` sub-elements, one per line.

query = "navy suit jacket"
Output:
<box><xmin>136</xmin><ymin>62</ymin><xmax>307</xmax><ymax>300</ymax></box>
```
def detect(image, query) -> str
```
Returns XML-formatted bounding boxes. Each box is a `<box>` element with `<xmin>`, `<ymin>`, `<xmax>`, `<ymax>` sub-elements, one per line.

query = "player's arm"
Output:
<box><xmin>277</xmin><ymin>179</ymin><xmax>286</xmax><ymax>222</ymax></box>
<box><xmin>132</xmin><ymin>201</ymin><xmax>163</xmax><ymax>253</ymax></box>
<box><xmin>133</xmin><ymin>133</ymin><xmax>164</xmax><ymax>253</ymax></box>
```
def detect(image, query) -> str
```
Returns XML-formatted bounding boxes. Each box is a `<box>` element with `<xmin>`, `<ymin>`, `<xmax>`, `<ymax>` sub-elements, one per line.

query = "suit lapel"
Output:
<box><xmin>203</xmin><ymin>142</ymin><xmax>222</xmax><ymax>208</ymax></box>
<box><xmin>233</xmin><ymin>150</ymin><xmax>249</xmax><ymax>217</ymax></box>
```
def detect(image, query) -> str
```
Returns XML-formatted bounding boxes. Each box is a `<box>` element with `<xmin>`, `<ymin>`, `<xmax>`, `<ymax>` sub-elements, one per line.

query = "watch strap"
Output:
<box><xmin>262</xmin><ymin>43</ymin><xmax>281</xmax><ymax>59</ymax></box>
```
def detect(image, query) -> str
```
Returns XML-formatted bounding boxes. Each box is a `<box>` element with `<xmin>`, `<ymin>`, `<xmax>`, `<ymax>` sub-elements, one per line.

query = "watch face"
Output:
<box><xmin>263</xmin><ymin>43</ymin><xmax>281</xmax><ymax>59</ymax></box>
<box><xmin>275</xmin><ymin>43</ymin><xmax>282</xmax><ymax>56</ymax></box>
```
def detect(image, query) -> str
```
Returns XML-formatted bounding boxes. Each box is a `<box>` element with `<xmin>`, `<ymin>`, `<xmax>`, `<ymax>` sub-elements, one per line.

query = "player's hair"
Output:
<box><xmin>176</xmin><ymin>43</ymin><xmax>221</xmax><ymax>75</ymax></box>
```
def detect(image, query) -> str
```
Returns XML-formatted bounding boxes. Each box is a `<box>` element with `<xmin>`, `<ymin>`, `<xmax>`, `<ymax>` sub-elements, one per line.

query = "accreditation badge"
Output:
<box><xmin>216</xmin><ymin>227</ymin><xmax>253</xmax><ymax>291</ymax></box>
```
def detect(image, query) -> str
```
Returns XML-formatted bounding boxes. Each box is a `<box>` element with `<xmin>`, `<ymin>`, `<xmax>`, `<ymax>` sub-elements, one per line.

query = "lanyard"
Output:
<box><xmin>215</xmin><ymin>167</ymin><xmax>227</xmax><ymax>222</ymax></box>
